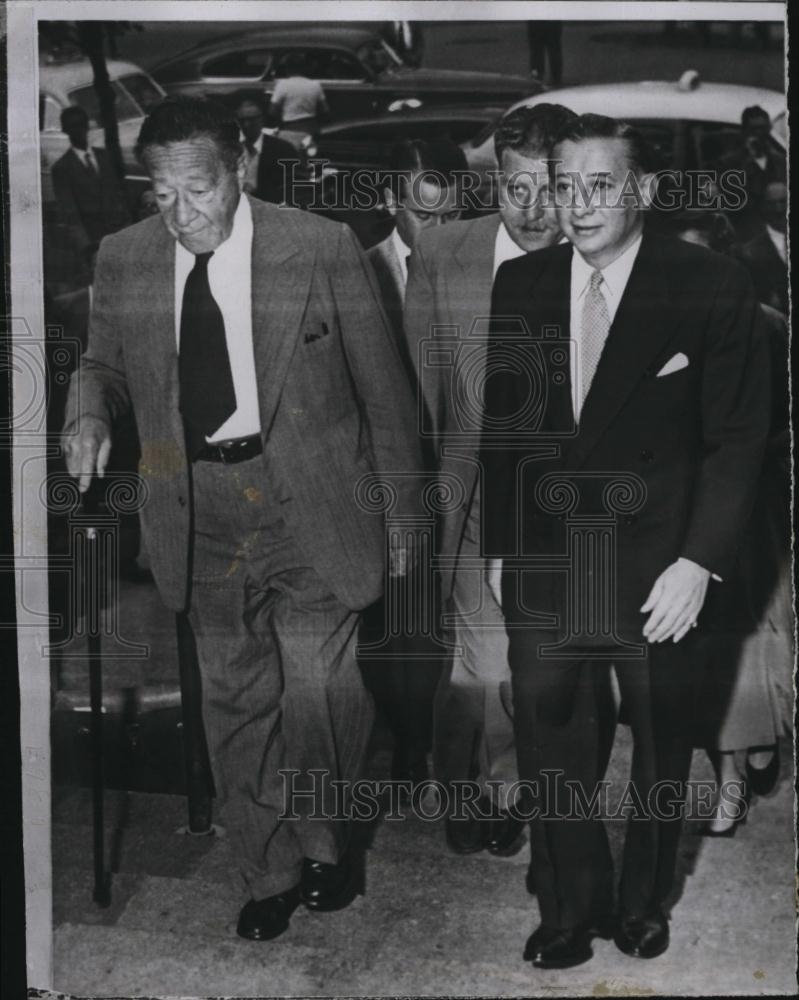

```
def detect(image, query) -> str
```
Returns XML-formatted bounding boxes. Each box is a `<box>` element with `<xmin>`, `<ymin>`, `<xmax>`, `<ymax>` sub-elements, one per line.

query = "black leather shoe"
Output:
<box><xmin>236</xmin><ymin>886</ymin><xmax>301</xmax><ymax>941</ymax></box>
<box><xmin>300</xmin><ymin>856</ymin><xmax>361</xmax><ymax>912</ymax></box>
<box><xmin>445</xmin><ymin>814</ymin><xmax>486</xmax><ymax>854</ymax></box>
<box><xmin>746</xmin><ymin>746</ymin><xmax>779</xmax><ymax>796</ymax></box>
<box><xmin>614</xmin><ymin>909</ymin><xmax>669</xmax><ymax>959</ymax></box>
<box><xmin>486</xmin><ymin>812</ymin><xmax>526</xmax><ymax>857</ymax></box>
<box><xmin>523</xmin><ymin>925</ymin><xmax>593</xmax><ymax>969</ymax></box>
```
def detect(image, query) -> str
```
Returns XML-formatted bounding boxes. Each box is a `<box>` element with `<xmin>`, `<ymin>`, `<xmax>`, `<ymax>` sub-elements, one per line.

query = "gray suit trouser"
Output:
<box><xmin>433</xmin><ymin>500</ymin><xmax>518</xmax><ymax>810</ymax></box>
<box><xmin>187</xmin><ymin>455</ymin><xmax>374</xmax><ymax>900</ymax></box>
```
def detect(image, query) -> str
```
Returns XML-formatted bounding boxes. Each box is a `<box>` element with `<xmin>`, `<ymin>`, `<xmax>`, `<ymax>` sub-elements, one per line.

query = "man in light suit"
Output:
<box><xmin>405</xmin><ymin>104</ymin><xmax>576</xmax><ymax>859</ymax></box>
<box><xmin>62</xmin><ymin>97</ymin><xmax>422</xmax><ymax>942</ymax></box>
<box><xmin>481</xmin><ymin>114</ymin><xmax>770</xmax><ymax>968</ymax></box>
<box><xmin>51</xmin><ymin>105</ymin><xmax>132</xmax><ymax>273</ymax></box>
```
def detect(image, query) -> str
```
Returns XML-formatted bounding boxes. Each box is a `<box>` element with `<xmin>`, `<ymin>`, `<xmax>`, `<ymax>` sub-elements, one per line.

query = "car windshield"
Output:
<box><xmin>357</xmin><ymin>39</ymin><xmax>405</xmax><ymax>75</ymax></box>
<box><xmin>68</xmin><ymin>80</ymin><xmax>142</xmax><ymax>126</ymax></box>
<box><xmin>117</xmin><ymin>73</ymin><xmax>163</xmax><ymax>113</ymax></box>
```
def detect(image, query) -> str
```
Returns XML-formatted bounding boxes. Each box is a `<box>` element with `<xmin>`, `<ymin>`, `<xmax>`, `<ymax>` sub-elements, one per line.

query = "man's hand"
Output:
<box><xmin>486</xmin><ymin>558</ymin><xmax>503</xmax><ymax>607</ymax></box>
<box><xmin>640</xmin><ymin>557</ymin><xmax>711</xmax><ymax>644</ymax></box>
<box><xmin>62</xmin><ymin>415</ymin><xmax>112</xmax><ymax>493</ymax></box>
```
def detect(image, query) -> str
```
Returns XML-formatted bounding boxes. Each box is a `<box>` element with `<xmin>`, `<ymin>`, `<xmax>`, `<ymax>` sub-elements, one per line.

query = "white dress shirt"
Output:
<box><xmin>242</xmin><ymin>131</ymin><xmax>264</xmax><ymax>192</ymax></box>
<box><xmin>174</xmin><ymin>195</ymin><xmax>261</xmax><ymax>442</ymax></box>
<box><xmin>569</xmin><ymin>234</ymin><xmax>643</xmax><ymax>421</ymax></box>
<box><xmin>492</xmin><ymin>220</ymin><xmax>528</xmax><ymax>278</ymax></box>
<box><xmin>72</xmin><ymin>145</ymin><xmax>97</xmax><ymax>172</ymax></box>
<box><xmin>391</xmin><ymin>227</ymin><xmax>412</xmax><ymax>288</ymax></box>
<box><xmin>766</xmin><ymin>224</ymin><xmax>787</xmax><ymax>263</ymax></box>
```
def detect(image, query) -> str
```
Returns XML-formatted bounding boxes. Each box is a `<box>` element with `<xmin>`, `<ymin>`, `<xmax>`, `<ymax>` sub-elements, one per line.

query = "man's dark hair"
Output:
<box><xmin>552</xmin><ymin>112</ymin><xmax>658</xmax><ymax>175</ymax></box>
<box><xmin>741</xmin><ymin>104</ymin><xmax>770</xmax><ymax>127</ymax></box>
<box><xmin>135</xmin><ymin>96</ymin><xmax>242</xmax><ymax>170</ymax></box>
<box><xmin>232</xmin><ymin>91</ymin><xmax>267</xmax><ymax>116</ymax></box>
<box><xmin>494</xmin><ymin>103</ymin><xmax>577</xmax><ymax>163</ymax></box>
<box><xmin>386</xmin><ymin>137</ymin><xmax>467</xmax><ymax>195</ymax></box>
<box><xmin>60</xmin><ymin>105</ymin><xmax>89</xmax><ymax>132</ymax></box>
<box><xmin>669</xmin><ymin>208</ymin><xmax>743</xmax><ymax>260</ymax></box>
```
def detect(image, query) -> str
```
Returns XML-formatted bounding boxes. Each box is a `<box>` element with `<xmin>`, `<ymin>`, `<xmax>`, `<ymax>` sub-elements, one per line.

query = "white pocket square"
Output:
<box><xmin>656</xmin><ymin>352</ymin><xmax>689</xmax><ymax>377</ymax></box>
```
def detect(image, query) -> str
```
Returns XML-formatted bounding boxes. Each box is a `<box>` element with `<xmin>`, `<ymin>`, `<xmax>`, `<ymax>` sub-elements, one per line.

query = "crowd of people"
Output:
<box><xmin>50</xmin><ymin>81</ymin><xmax>790</xmax><ymax>972</ymax></box>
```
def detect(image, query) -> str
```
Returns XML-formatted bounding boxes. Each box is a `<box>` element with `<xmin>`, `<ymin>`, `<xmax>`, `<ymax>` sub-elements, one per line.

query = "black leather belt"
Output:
<box><xmin>193</xmin><ymin>433</ymin><xmax>262</xmax><ymax>464</ymax></box>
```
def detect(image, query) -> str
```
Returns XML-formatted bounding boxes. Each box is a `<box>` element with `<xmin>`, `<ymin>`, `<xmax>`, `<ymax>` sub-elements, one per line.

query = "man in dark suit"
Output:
<box><xmin>51</xmin><ymin>105</ymin><xmax>132</xmax><ymax>273</ymax></box>
<box><xmin>358</xmin><ymin>137</ymin><xmax>466</xmax><ymax>793</ymax></box>
<box><xmin>62</xmin><ymin>97</ymin><xmax>422</xmax><ymax>942</ymax></box>
<box><xmin>367</xmin><ymin>138</ymin><xmax>466</xmax><ymax>353</ymax></box>
<box><xmin>742</xmin><ymin>180</ymin><xmax>788</xmax><ymax>315</ymax></box>
<box><xmin>234</xmin><ymin>94</ymin><xmax>302</xmax><ymax>204</ymax></box>
<box><xmin>481</xmin><ymin>113</ymin><xmax>770</xmax><ymax>968</ymax></box>
<box><xmin>718</xmin><ymin>105</ymin><xmax>786</xmax><ymax>242</ymax></box>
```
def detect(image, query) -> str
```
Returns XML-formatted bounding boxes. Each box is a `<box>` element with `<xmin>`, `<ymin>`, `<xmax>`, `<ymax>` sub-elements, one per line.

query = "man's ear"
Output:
<box><xmin>384</xmin><ymin>186</ymin><xmax>398</xmax><ymax>217</ymax></box>
<box><xmin>639</xmin><ymin>171</ymin><xmax>658</xmax><ymax>209</ymax></box>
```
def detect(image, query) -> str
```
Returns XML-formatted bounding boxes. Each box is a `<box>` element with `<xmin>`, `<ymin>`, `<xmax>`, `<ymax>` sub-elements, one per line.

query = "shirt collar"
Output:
<box><xmin>391</xmin><ymin>226</ymin><xmax>412</xmax><ymax>284</ymax></box>
<box><xmin>573</xmin><ymin>232</ymin><xmax>643</xmax><ymax>304</ymax></box>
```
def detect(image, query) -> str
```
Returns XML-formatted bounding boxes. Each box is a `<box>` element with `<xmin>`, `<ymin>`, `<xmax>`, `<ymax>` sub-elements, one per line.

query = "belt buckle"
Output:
<box><xmin>217</xmin><ymin>440</ymin><xmax>235</xmax><ymax>464</ymax></box>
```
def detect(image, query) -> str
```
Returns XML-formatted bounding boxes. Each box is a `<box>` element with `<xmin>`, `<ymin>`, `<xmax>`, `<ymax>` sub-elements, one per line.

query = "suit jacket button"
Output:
<box><xmin>640</xmin><ymin>450</ymin><xmax>654</xmax><ymax>463</ymax></box>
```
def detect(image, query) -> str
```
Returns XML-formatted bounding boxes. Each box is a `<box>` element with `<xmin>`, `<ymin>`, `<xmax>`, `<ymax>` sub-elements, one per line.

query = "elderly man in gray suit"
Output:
<box><xmin>62</xmin><ymin>97</ymin><xmax>422</xmax><ymax>942</ymax></box>
<box><xmin>404</xmin><ymin>104</ymin><xmax>576</xmax><ymax>859</ymax></box>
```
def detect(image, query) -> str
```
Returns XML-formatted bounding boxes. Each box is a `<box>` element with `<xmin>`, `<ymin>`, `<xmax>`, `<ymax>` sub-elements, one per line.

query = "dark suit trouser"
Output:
<box><xmin>505</xmin><ymin>575</ymin><xmax>699</xmax><ymax>929</ymax></box>
<box><xmin>187</xmin><ymin>455</ymin><xmax>374</xmax><ymax>900</ymax></box>
<box><xmin>359</xmin><ymin>578</ymin><xmax>442</xmax><ymax>773</ymax></box>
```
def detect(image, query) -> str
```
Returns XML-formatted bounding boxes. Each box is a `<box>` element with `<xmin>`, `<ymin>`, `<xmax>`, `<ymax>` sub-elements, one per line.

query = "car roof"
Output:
<box><xmin>511</xmin><ymin>79</ymin><xmax>786</xmax><ymax>125</ymax></box>
<box><xmin>320</xmin><ymin>104</ymin><xmax>507</xmax><ymax>133</ymax></box>
<box><xmin>39</xmin><ymin>59</ymin><xmax>149</xmax><ymax>94</ymax></box>
<box><xmin>155</xmin><ymin>26</ymin><xmax>379</xmax><ymax>67</ymax></box>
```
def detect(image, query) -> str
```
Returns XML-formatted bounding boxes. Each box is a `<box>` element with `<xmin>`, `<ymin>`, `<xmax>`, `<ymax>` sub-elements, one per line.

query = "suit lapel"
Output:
<box><xmin>136</xmin><ymin>220</ymin><xmax>183</xmax><ymax>442</ymax></box>
<box><xmin>249</xmin><ymin>198</ymin><xmax>314</xmax><ymax>436</ymax></box>
<box><xmin>565</xmin><ymin>231</ymin><xmax>679</xmax><ymax>468</ymax></box>
<box><xmin>525</xmin><ymin>247</ymin><xmax>573</xmax><ymax>436</ymax></box>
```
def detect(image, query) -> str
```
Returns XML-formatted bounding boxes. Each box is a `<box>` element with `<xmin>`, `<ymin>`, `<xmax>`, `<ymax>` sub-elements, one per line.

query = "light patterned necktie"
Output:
<box><xmin>579</xmin><ymin>269</ymin><xmax>610</xmax><ymax>412</ymax></box>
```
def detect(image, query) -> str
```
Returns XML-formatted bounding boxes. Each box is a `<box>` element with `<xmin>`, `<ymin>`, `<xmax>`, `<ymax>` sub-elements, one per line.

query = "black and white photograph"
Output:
<box><xmin>3</xmin><ymin>1</ymin><xmax>793</xmax><ymax>997</ymax></box>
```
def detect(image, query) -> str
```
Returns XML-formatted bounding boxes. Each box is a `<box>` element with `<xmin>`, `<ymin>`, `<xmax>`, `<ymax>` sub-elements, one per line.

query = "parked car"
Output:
<box><xmin>39</xmin><ymin>57</ymin><xmax>167</xmax><ymax>204</ymax></box>
<box><xmin>151</xmin><ymin>26</ymin><xmax>541</xmax><ymax>120</ymax></box>
<box><xmin>464</xmin><ymin>72</ymin><xmax>786</xmax><ymax>207</ymax></box>
<box><xmin>313</xmin><ymin>103</ymin><xmax>506</xmax><ymax>174</ymax></box>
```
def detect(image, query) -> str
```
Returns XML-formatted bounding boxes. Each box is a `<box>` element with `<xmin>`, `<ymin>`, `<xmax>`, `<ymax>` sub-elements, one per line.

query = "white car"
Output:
<box><xmin>464</xmin><ymin>73</ymin><xmax>786</xmax><ymax>203</ymax></box>
<box><xmin>39</xmin><ymin>57</ymin><xmax>166</xmax><ymax>204</ymax></box>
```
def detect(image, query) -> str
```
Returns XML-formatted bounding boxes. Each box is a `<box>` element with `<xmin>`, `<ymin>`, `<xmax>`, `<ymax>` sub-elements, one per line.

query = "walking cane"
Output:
<box><xmin>80</xmin><ymin>490</ymin><xmax>111</xmax><ymax>907</ymax></box>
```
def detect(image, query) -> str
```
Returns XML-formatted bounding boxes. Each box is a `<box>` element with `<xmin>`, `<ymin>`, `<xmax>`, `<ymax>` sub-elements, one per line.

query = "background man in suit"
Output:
<box><xmin>367</xmin><ymin>139</ymin><xmax>466</xmax><ymax>352</ymax></box>
<box><xmin>718</xmin><ymin>104</ymin><xmax>786</xmax><ymax>242</ymax></box>
<box><xmin>358</xmin><ymin>137</ymin><xmax>466</xmax><ymax>794</ymax></box>
<box><xmin>62</xmin><ymin>97</ymin><xmax>422</xmax><ymax>943</ymax></box>
<box><xmin>405</xmin><ymin>104</ymin><xmax>575</xmax><ymax>860</ymax></box>
<box><xmin>742</xmin><ymin>180</ymin><xmax>788</xmax><ymax>315</ymax></box>
<box><xmin>482</xmin><ymin>114</ymin><xmax>770</xmax><ymax>969</ymax></box>
<box><xmin>234</xmin><ymin>94</ymin><xmax>302</xmax><ymax>204</ymax></box>
<box><xmin>51</xmin><ymin>105</ymin><xmax>132</xmax><ymax>278</ymax></box>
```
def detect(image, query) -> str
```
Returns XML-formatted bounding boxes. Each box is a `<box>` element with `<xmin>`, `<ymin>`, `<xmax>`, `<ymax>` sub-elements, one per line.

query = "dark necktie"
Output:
<box><xmin>178</xmin><ymin>251</ymin><xmax>237</xmax><ymax>457</ymax></box>
<box><xmin>83</xmin><ymin>151</ymin><xmax>97</xmax><ymax>175</ymax></box>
